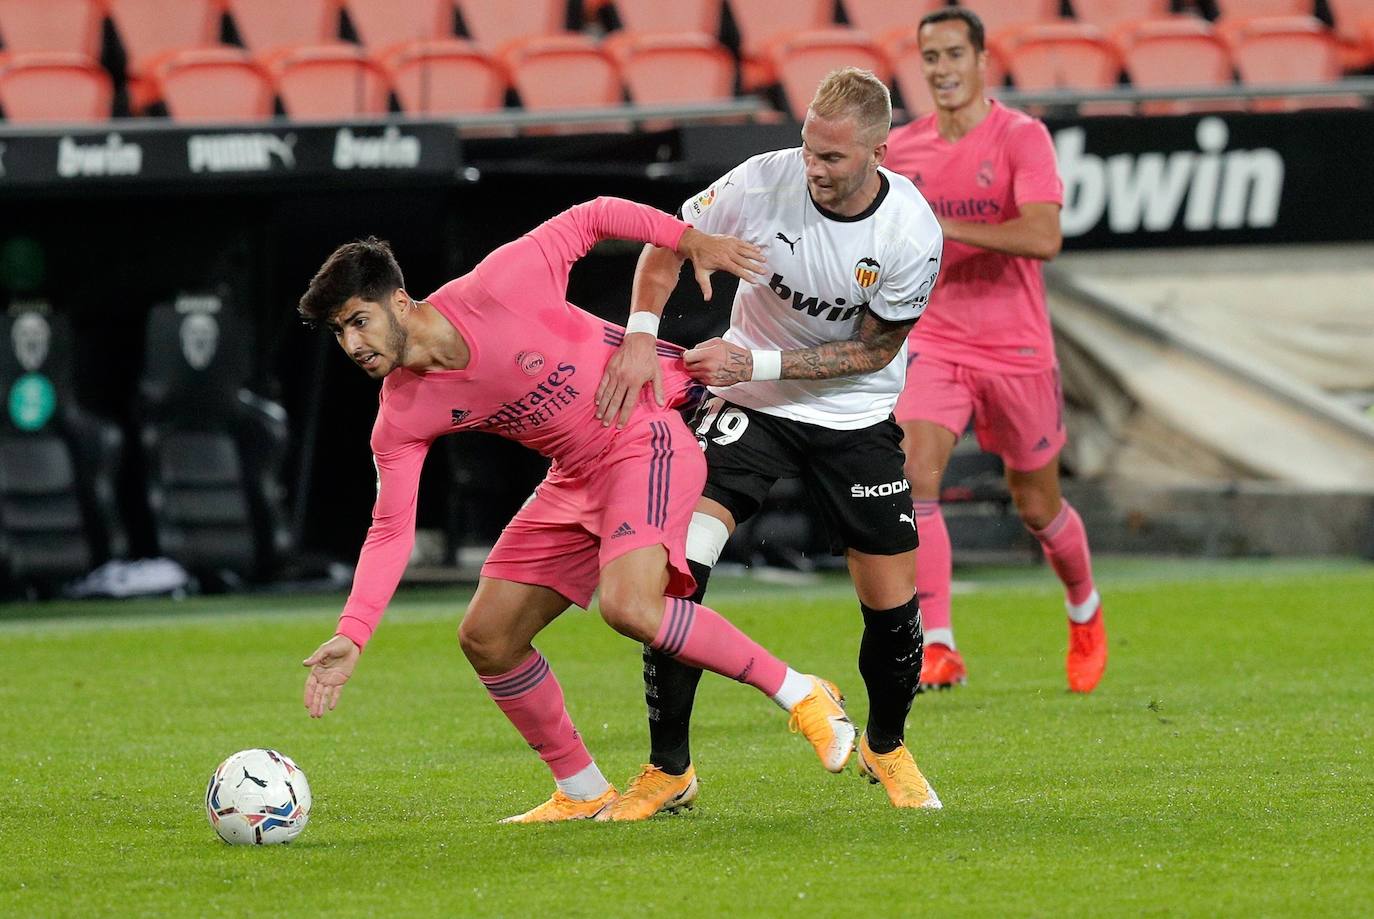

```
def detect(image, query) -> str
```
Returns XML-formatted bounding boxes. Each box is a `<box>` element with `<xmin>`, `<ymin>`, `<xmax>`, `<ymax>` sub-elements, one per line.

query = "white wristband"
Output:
<box><xmin>750</xmin><ymin>349</ymin><xmax>782</xmax><ymax>381</ymax></box>
<box><xmin>625</xmin><ymin>312</ymin><xmax>660</xmax><ymax>336</ymax></box>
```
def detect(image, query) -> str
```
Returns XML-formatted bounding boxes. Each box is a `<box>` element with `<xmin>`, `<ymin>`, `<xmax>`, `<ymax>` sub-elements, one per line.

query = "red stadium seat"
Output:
<box><xmin>1227</xmin><ymin>16</ymin><xmax>1353</xmax><ymax>110</ymax></box>
<box><xmin>0</xmin><ymin>0</ymin><xmax>104</xmax><ymax>57</ymax></box>
<box><xmin>883</xmin><ymin>25</ymin><xmax>1008</xmax><ymax>118</ymax></box>
<box><xmin>841</xmin><ymin>0</ymin><xmax>946</xmax><ymax>39</ymax></box>
<box><xmin>1007</xmin><ymin>22</ymin><xmax>1126</xmax><ymax>114</ymax></box>
<box><xmin>456</xmin><ymin>0</ymin><xmax>567</xmax><ymax>50</ymax></box>
<box><xmin>726</xmin><ymin>0</ymin><xmax>834</xmax><ymax>88</ymax></box>
<box><xmin>962</xmin><ymin>0</ymin><xmax>1062</xmax><ymax>54</ymax></box>
<box><xmin>105</xmin><ymin>0</ymin><xmax>225</xmax><ymax>111</ymax></box>
<box><xmin>604</xmin><ymin>31</ymin><xmax>736</xmax><ymax>105</ymax></box>
<box><xmin>271</xmin><ymin>44</ymin><xmax>391</xmax><ymax>118</ymax></box>
<box><xmin>384</xmin><ymin>38</ymin><xmax>506</xmax><ymax>114</ymax></box>
<box><xmin>224</xmin><ymin>0</ymin><xmax>342</xmax><ymax>54</ymax></box>
<box><xmin>153</xmin><ymin>47</ymin><xmax>275</xmax><ymax>122</ymax></box>
<box><xmin>1070</xmin><ymin>0</ymin><xmax>1174</xmax><ymax>29</ymax></box>
<box><xmin>1121</xmin><ymin>18</ymin><xmax>1242</xmax><ymax>114</ymax></box>
<box><xmin>768</xmin><ymin>29</ymin><xmax>889</xmax><ymax>121</ymax></box>
<box><xmin>502</xmin><ymin>34</ymin><xmax>625</xmax><ymax>132</ymax></box>
<box><xmin>1214</xmin><ymin>0</ymin><xmax>1313</xmax><ymax>17</ymax></box>
<box><xmin>612</xmin><ymin>0</ymin><xmax>723</xmax><ymax>36</ymax></box>
<box><xmin>342</xmin><ymin>0</ymin><xmax>455</xmax><ymax>51</ymax></box>
<box><xmin>1325</xmin><ymin>0</ymin><xmax>1374</xmax><ymax>68</ymax></box>
<box><xmin>0</xmin><ymin>52</ymin><xmax>113</xmax><ymax>122</ymax></box>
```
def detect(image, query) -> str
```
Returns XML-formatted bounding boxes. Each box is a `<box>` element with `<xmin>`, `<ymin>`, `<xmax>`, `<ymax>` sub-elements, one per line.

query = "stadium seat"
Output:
<box><xmin>456</xmin><ymin>0</ymin><xmax>567</xmax><ymax>50</ymax></box>
<box><xmin>1324</xmin><ymin>0</ymin><xmax>1374</xmax><ymax>68</ymax></box>
<box><xmin>105</xmin><ymin>0</ymin><xmax>225</xmax><ymax>111</ymax></box>
<box><xmin>612</xmin><ymin>0</ymin><xmax>723</xmax><ymax>36</ymax></box>
<box><xmin>1121</xmin><ymin>18</ymin><xmax>1242</xmax><ymax>114</ymax></box>
<box><xmin>604</xmin><ymin>31</ymin><xmax>735</xmax><ymax>107</ymax></box>
<box><xmin>137</xmin><ymin>297</ymin><xmax>292</xmax><ymax>582</ymax></box>
<box><xmin>1069</xmin><ymin>0</ymin><xmax>1174</xmax><ymax>30</ymax></box>
<box><xmin>342</xmin><ymin>0</ymin><xmax>456</xmax><ymax>50</ymax></box>
<box><xmin>841</xmin><ymin>0</ymin><xmax>947</xmax><ymax>39</ymax></box>
<box><xmin>271</xmin><ymin>43</ymin><xmax>391</xmax><ymax>118</ymax></box>
<box><xmin>0</xmin><ymin>52</ymin><xmax>113</xmax><ymax>122</ymax></box>
<box><xmin>224</xmin><ymin>0</ymin><xmax>342</xmax><ymax>54</ymax></box>
<box><xmin>768</xmin><ymin>29</ymin><xmax>889</xmax><ymax>120</ymax></box>
<box><xmin>152</xmin><ymin>48</ymin><xmax>275</xmax><ymax>123</ymax></box>
<box><xmin>1213</xmin><ymin>0</ymin><xmax>1313</xmax><ymax>17</ymax></box>
<box><xmin>0</xmin><ymin>0</ymin><xmax>105</xmax><ymax>57</ymax></box>
<box><xmin>503</xmin><ymin>34</ymin><xmax>625</xmax><ymax>131</ymax></box>
<box><xmin>0</xmin><ymin>306</ymin><xmax>125</xmax><ymax>593</ymax></box>
<box><xmin>963</xmin><ymin>0</ymin><xmax>1063</xmax><ymax>55</ymax></box>
<box><xmin>726</xmin><ymin>0</ymin><xmax>834</xmax><ymax>89</ymax></box>
<box><xmin>884</xmin><ymin>26</ymin><xmax>1008</xmax><ymax>117</ymax></box>
<box><xmin>384</xmin><ymin>38</ymin><xmax>506</xmax><ymax>115</ymax></box>
<box><xmin>1006</xmin><ymin>22</ymin><xmax>1125</xmax><ymax>113</ymax></box>
<box><xmin>1227</xmin><ymin>16</ymin><xmax>1353</xmax><ymax>111</ymax></box>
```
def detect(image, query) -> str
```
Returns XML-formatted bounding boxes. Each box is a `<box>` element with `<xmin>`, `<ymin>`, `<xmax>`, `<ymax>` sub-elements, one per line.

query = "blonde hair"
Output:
<box><xmin>808</xmin><ymin>67</ymin><xmax>892</xmax><ymax>143</ymax></box>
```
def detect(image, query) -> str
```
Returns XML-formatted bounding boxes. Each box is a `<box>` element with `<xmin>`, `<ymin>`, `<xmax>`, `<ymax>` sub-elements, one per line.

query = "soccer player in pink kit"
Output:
<box><xmin>296</xmin><ymin>197</ymin><xmax>857</xmax><ymax>823</ymax></box>
<box><xmin>885</xmin><ymin>8</ymin><xmax>1106</xmax><ymax>693</ymax></box>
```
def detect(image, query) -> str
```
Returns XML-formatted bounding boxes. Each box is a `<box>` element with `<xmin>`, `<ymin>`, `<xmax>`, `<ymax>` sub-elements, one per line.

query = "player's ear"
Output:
<box><xmin>872</xmin><ymin>141</ymin><xmax>888</xmax><ymax>169</ymax></box>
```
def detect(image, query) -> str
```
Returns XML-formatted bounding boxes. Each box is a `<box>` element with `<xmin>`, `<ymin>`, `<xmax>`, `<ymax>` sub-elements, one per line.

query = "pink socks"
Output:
<box><xmin>651</xmin><ymin>597</ymin><xmax>787</xmax><ymax>697</ymax></box>
<box><xmin>1030</xmin><ymin>501</ymin><xmax>1096</xmax><ymax>607</ymax></box>
<box><xmin>479</xmin><ymin>652</ymin><xmax>592</xmax><ymax>781</ymax></box>
<box><xmin>913</xmin><ymin>499</ymin><xmax>952</xmax><ymax>636</ymax></box>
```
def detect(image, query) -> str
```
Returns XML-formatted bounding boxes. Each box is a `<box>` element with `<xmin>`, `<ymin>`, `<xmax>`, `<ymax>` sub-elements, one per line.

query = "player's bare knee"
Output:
<box><xmin>1010</xmin><ymin>488</ymin><xmax>1057</xmax><ymax>530</ymax></box>
<box><xmin>458</xmin><ymin>614</ymin><xmax>511</xmax><ymax>671</ymax></box>
<box><xmin>903</xmin><ymin>458</ymin><xmax>941</xmax><ymax>500</ymax></box>
<box><xmin>597</xmin><ymin>591</ymin><xmax>658</xmax><ymax>643</ymax></box>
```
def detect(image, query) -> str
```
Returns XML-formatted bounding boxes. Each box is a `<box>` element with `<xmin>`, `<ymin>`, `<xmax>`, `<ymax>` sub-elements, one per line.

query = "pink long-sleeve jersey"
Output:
<box><xmin>336</xmin><ymin>197</ymin><xmax>701</xmax><ymax>648</ymax></box>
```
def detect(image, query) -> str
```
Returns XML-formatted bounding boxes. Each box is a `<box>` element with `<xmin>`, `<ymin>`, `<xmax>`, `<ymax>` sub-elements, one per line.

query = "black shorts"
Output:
<box><xmin>689</xmin><ymin>396</ymin><xmax>918</xmax><ymax>556</ymax></box>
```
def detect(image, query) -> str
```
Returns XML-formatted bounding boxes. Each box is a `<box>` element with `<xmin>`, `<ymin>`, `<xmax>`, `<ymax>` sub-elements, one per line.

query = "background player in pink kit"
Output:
<box><xmin>885</xmin><ymin>8</ymin><xmax>1106</xmax><ymax>693</ymax></box>
<box><xmin>295</xmin><ymin>197</ymin><xmax>857</xmax><ymax>823</ymax></box>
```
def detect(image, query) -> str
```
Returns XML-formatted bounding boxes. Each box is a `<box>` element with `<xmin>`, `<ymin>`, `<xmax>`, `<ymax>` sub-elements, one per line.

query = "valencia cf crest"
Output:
<box><xmin>854</xmin><ymin>257</ymin><xmax>880</xmax><ymax>288</ymax></box>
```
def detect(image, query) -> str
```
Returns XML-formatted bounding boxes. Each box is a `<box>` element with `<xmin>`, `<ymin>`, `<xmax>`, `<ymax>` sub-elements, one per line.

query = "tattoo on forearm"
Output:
<box><xmin>779</xmin><ymin>310</ymin><xmax>916</xmax><ymax>381</ymax></box>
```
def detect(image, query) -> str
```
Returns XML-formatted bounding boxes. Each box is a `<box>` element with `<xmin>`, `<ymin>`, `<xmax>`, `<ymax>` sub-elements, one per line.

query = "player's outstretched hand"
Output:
<box><xmin>302</xmin><ymin>634</ymin><xmax>360</xmax><ymax>719</ymax></box>
<box><xmin>683</xmin><ymin>337</ymin><xmax>754</xmax><ymax>387</ymax></box>
<box><xmin>675</xmin><ymin>228</ymin><xmax>764</xmax><ymax>301</ymax></box>
<box><xmin>596</xmin><ymin>330</ymin><xmax>662</xmax><ymax>428</ymax></box>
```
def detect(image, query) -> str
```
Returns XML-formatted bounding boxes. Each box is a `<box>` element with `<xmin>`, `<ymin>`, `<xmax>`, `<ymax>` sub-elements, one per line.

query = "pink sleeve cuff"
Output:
<box><xmin>335</xmin><ymin>616</ymin><xmax>372</xmax><ymax>651</ymax></box>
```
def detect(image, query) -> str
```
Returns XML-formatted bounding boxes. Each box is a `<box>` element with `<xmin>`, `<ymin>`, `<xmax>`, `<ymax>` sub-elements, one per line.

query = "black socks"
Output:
<box><xmin>858</xmin><ymin>595</ymin><xmax>924</xmax><ymax>755</ymax></box>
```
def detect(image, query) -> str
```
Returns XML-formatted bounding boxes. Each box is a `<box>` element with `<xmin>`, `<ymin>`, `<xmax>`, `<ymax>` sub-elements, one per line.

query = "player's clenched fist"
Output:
<box><xmin>683</xmin><ymin>337</ymin><xmax>755</xmax><ymax>387</ymax></box>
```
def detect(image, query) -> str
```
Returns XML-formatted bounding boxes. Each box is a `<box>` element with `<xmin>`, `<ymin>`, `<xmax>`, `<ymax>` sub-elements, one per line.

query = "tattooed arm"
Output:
<box><xmin>682</xmin><ymin>308</ymin><xmax>916</xmax><ymax>387</ymax></box>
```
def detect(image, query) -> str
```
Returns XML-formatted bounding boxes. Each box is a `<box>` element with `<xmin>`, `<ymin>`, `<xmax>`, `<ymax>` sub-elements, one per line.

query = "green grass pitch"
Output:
<box><xmin>2</xmin><ymin>558</ymin><xmax>1371</xmax><ymax>917</ymax></box>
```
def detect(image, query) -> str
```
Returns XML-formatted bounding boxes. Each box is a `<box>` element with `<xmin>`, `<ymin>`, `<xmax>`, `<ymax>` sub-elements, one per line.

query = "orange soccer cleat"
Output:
<box><xmin>918</xmin><ymin>643</ymin><xmax>967</xmax><ymax>691</ymax></box>
<box><xmin>1067</xmin><ymin>607</ymin><xmax>1107</xmax><ymax>693</ymax></box>
<box><xmin>500</xmin><ymin>786</ymin><xmax>618</xmax><ymax>824</ymax></box>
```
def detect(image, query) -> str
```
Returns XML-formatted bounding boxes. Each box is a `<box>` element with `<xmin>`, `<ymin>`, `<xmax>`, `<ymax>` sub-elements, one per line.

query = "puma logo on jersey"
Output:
<box><xmin>899</xmin><ymin>512</ymin><xmax>915</xmax><ymax>530</ymax></box>
<box><xmin>769</xmin><ymin>273</ymin><xmax>861</xmax><ymax>322</ymax></box>
<box><xmin>775</xmin><ymin>232</ymin><xmax>800</xmax><ymax>254</ymax></box>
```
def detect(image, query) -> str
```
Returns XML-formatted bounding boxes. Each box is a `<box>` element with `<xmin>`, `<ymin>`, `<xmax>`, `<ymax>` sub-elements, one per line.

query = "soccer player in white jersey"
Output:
<box><xmin>594</xmin><ymin>68</ymin><xmax>945</xmax><ymax>815</ymax></box>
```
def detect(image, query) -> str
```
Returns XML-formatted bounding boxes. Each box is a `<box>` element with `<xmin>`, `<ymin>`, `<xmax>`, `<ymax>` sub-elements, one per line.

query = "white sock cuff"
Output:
<box><xmin>771</xmin><ymin>668</ymin><xmax>812</xmax><ymax>711</ymax></box>
<box><xmin>1066</xmin><ymin>589</ymin><xmax>1101</xmax><ymax>624</ymax></box>
<box><xmin>555</xmin><ymin>762</ymin><xmax>611</xmax><ymax>801</ymax></box>
<box><xmin>924</xmin><ymin>627</ymin><xmax>956</xmax><ymax>651</ymax></box>
<box><xmin>685</xmin><ymin>512</ymin><xmax>730</xmax><ymax>567</ymax></box>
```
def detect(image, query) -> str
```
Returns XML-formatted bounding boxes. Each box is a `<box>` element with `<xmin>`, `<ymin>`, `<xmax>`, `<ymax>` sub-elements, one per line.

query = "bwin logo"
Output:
<box><xmin>1056</xmin><ymin>118</ymin><xmax>1283</xmax><ymax>236</ymax></box>
<box><xmin>851</xmin><ymin>480</ymin><xmax>911</xmax><ymax>498</ymax></box>
<box><xmin>769</xmin><ymin>274</ymin><xmax>861</xmax><ymax>322</ymax></box>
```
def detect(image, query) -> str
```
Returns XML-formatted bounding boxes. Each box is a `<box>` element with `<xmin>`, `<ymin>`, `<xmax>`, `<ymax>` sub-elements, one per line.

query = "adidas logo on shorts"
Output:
<box><xmin>611</xmin><ymin>522</ymin><xmax>635</xmax><ymax>539</ymax></box>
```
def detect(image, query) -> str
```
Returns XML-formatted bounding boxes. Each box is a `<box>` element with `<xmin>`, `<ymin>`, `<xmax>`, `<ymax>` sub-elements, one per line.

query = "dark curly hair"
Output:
<box><xmin>297</xmin><ymin>236</ymin><xmax>405</xmax><ymax>327</ymax></box>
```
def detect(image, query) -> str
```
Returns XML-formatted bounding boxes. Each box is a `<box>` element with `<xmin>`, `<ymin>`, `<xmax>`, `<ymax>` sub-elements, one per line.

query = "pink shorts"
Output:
<box><xmin>481</xmin><ymin>411</ymin><xmax>705</xmax><ymax>608</ymax></box>
<box><xmin>895</xmin><ymin>355</ymin><xmax>1066</xmax><ymax>472</ymax></box>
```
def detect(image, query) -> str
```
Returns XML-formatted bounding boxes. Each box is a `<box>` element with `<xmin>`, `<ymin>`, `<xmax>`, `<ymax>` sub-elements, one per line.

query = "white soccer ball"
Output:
<box><xmin>205</xmin><ymin>749</ymin><xmax>312</xmax><ymax>845</ymax></box>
